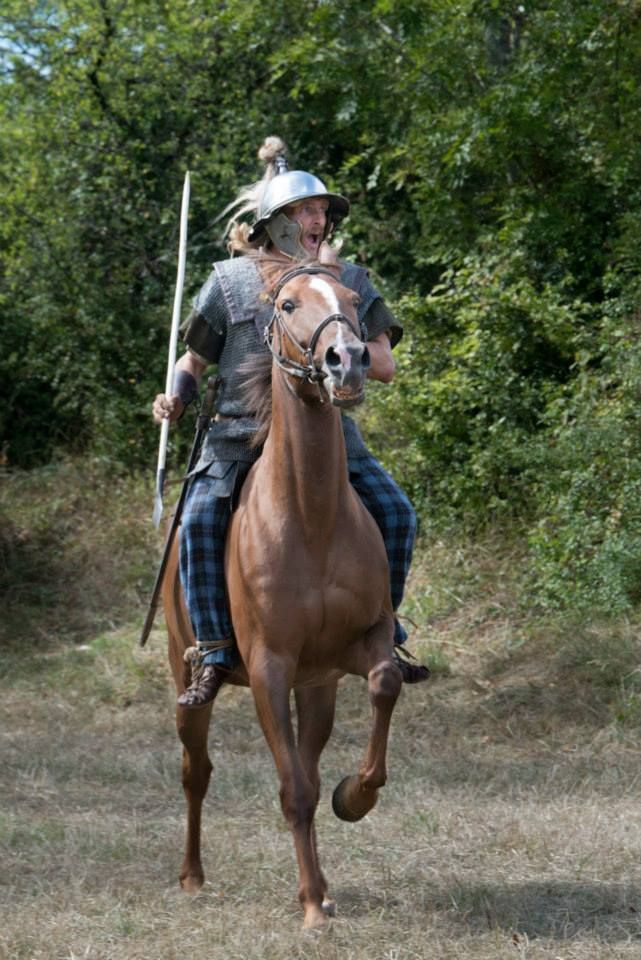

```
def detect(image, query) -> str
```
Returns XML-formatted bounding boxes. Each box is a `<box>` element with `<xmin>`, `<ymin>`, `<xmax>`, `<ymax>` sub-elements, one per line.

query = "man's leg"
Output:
<box><xmin>349</xmin><ymin>455</ymin><xmax>428</xmax><ymax>683</ymax></box>
<box><xmin>177</xmin><ymin>473</ymin><xmax>236</xmax><ymax>707</ymax></box>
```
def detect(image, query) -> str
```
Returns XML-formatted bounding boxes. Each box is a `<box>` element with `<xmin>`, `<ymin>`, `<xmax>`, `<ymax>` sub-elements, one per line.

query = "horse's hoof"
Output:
<box><xmin>322</xmin><ymin>897</ymin><xmax>336</xmax><ymax>917</ymax></box>
<box><xmin>332</xmin><ymin>775</ymin><xmax>377</xmax><ymax>822</ymax></box>
<box><xmin>180</xmin><ymin>873</ymin><xmax>204</xmax><ymax>894</ymax></box>
<box><xmin>302</xmin><ymin>905</ymin><xmax>329</xmax><ymax>930</ymax></box>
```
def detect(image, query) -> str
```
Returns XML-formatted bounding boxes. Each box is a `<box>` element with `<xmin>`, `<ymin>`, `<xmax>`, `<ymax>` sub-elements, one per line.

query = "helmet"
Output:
<box><xmin>247</xmin><ymin>169</ymin><xmax>350</xmax><ymax>243</ymax></box>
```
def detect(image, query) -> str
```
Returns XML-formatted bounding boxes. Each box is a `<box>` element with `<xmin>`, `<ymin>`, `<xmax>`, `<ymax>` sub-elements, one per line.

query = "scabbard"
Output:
<box><xmin>139</xmin><ymin>376</ymin><xmax>219</xmax><ymax>647</ymax></box>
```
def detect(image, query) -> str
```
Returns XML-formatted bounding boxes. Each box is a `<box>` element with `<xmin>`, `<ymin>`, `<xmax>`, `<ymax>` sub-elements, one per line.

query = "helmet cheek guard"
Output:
<box><xmin>265</xmin><ymin>213</ymin><xmax>308</xmax><ymax>260</ymax></box>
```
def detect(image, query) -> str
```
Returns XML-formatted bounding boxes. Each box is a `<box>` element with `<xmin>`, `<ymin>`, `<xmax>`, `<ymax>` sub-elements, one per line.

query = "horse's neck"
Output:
<box><xmin>260</xmin><ymin>368</ymin><xmax>349</xmax><ymax>528</ymax></box>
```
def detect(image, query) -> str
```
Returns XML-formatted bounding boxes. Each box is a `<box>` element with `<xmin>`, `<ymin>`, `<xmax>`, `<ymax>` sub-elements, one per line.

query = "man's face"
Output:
<box><xmin>283</xmin><ymin>198</ymin><xmax>329</xmax><ymax>256</ymax></box>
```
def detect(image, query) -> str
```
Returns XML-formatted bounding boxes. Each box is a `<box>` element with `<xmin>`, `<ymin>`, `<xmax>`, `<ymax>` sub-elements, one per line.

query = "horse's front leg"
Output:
<box><xmin>333</xmin><ymin>618</ymin><xmax>402</xmax><ymax>822</ymax></box>
<box><xmin>295</xmin><ymin>682</ymin><xmax>338</xmax><ymax>916</ymax></box>
<box><xmin>249</xmin><ymin>653</ymin><xmax>328</xmax><ymax>929</ymax></box>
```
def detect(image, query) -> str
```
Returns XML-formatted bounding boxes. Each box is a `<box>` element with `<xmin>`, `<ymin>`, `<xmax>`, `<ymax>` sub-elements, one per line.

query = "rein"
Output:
<box><xmin>264</xmin><ymin>266</ymin><xmax>366</xmax><ymax>387</ymax></box>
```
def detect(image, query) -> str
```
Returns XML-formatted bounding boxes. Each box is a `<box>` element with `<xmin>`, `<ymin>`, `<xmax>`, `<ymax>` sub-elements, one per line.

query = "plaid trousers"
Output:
<box><xmin>179</xmin><ymin>454</ymin><xmax>417</xmax><ymax>666</ymax></box>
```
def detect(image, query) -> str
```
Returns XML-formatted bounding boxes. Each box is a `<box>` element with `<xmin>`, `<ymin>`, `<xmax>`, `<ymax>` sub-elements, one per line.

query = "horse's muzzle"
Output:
<box><xmin>324</xmin><ymin>343</ymin><xmax>369</xmax><ymax>407</ymax></box>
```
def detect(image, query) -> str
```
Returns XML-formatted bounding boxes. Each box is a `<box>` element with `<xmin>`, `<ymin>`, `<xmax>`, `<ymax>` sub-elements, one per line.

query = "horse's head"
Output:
<box><xmin>267</xmin><ymin>261</ymin><xmax>370</xmax><ymax>409</ymax></box>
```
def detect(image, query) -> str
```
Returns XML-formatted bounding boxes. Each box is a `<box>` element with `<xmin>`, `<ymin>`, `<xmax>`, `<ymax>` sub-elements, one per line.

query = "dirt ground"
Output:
<box><xmin>2</xmin><ymin>614</ymin><xmax>641</xmax><ymax>960</ymax></box>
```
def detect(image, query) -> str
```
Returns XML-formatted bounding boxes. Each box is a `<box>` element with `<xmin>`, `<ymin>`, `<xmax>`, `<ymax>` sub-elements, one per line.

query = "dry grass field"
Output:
<box><xmin>2</xmin><ymin>463</ymin><xmax>641</xmax><ymax>959</ymax></box>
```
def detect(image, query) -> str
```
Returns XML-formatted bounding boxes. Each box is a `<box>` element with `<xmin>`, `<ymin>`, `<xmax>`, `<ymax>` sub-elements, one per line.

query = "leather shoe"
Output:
<box><xmin>177</xmin><ymin>663</ymin><xmax>228</xmax><ymax>709</ymax></box>
<box><xmin>393</xmin><ymin>645</ymin><xmax>430</xmax><ymax>684</ymax></box>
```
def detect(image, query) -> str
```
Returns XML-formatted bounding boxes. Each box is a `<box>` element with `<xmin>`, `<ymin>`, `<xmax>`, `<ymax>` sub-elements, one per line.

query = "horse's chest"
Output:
<box><xmin>230</xmin><ymin>530</ymin><xmax>385</xmax><ymax>638</ymax></box>
<box><xmin>227</xmin><ymin>483</ymin><xmax>389</xmax><ymax>650</ymax></box>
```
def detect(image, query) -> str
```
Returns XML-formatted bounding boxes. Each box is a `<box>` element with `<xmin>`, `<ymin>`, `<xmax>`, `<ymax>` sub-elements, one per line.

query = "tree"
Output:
<box><xmin>4</xmin><ymin>0</ymin><xmax>641</xmax><ymax>612</ymax></box>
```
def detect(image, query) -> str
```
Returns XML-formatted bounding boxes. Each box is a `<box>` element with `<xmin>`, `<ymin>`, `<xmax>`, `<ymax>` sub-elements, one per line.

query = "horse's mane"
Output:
<box><xmin>239</xmin><ymin>350</ymin><xmax>273</xmax><ymax>448</ymax></box>
<box><xmin>237</xmin><ymin>253</ymin><xmax>290</xmax><ymax>448</ymax></box>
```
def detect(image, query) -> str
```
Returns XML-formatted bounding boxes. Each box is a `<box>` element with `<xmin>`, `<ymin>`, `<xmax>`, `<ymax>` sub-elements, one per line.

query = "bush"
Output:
<box><xmin>362</xmin><ymin>245</ymin><xmax>590</xmax><ymax>523</ymax></box>
<box><xmin>528</xmin><ymin>277</ymin><xmax>641</xmax><ymax>613</ymax></box>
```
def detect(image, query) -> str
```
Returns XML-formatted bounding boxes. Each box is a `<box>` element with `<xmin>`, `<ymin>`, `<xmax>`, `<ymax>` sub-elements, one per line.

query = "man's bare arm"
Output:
<box><xmin>367</xmin><ymin>332</ymin><xmax>396</xmax><ymax>383</ymax></box>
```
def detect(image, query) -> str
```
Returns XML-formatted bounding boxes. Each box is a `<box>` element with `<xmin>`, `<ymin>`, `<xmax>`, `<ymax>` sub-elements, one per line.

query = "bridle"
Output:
<box><xmin>264</xmin><ymin>266</ymin><xmax>367</xmax><ymax>386</ymax></box>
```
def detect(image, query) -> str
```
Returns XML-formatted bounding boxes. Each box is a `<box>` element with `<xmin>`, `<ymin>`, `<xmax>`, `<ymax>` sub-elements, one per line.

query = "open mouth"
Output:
<box><xmin>330</xmin><ymin>385</ymin><xmax>365</xmax><ymax>408</ymax></box>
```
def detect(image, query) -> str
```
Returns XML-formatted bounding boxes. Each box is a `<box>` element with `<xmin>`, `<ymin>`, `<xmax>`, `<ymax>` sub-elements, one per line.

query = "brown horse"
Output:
<box><xmin>162</xmin><ymin>257</ymin><xmax>402</xmax><ymax>929</ymax></box>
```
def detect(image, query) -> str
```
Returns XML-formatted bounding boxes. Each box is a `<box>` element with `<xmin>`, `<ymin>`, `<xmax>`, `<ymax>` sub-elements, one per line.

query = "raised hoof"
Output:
<box><xmin>332</xmin><ymin>774</ymin><xmax>378</xmax><ymax>822</ymax></box>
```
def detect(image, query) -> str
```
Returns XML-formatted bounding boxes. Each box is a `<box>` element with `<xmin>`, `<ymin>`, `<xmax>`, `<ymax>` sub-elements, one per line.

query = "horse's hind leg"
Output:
<box><xmin>333</xmin><ymin>619</ymin><xmax>402</xmax><ymax>822</ymax></box>
<box><xmin>176</xmin><ymin>703</ymin><xmax>213</xmax><ymax>892</ymax></box>
<box><xmin>295</xmin><ymin>682</ymin><xmax>338</xmax><ymax>915</ymax></box>
<box><xmin>250</xmin><ymin>656</ymin><xmax>328</xmax><ymax>929</ymax></box>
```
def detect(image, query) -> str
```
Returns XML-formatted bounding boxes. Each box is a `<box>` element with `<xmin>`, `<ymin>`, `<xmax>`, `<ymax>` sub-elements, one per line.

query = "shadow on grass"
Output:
<box><xmin>329</xmin><ymin>875</ymin><xmax>641</xmax><ymax>941</ymax></box>
<box><xmin>322</xmin><ymin>878</ymin><xmax>641</xmax><ymax>942</ymax></box>
<box><xmin>433</xmin><ymin>879</ymin><xmax>641</xmax><ymax>941</ymax></box>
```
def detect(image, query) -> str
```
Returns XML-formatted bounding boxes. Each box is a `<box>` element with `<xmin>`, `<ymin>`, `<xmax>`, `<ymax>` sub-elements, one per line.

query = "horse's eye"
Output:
<box><xmin>282</xmin><ymin>299</ymin><xmax>295</xmax><ymax>313</ymax></box>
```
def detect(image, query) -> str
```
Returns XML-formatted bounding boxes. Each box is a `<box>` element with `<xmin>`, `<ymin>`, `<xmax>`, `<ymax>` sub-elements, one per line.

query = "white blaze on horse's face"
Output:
<box><xmin>308</xmin><ymin>276</ymin><xmax>370</xmax><ymax>408</ymax></box>
<box><xmin>309</xmin><ymin>276</ymin><xmax>341</xmax><ymax>316</ymax></box>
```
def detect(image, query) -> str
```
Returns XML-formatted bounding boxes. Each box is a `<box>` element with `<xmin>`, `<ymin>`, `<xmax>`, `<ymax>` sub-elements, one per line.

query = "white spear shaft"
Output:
<box><xmin>152</xmin><ymin>170</ymin><xmax>191</xmax><ymax>528</ymax></box>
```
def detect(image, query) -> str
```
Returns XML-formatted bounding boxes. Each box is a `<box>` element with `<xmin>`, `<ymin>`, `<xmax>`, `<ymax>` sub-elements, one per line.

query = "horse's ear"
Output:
<box><xmin>318</xmin><ymin>242</ymin><xmax>341</xmax><ymax>276</ymax></box>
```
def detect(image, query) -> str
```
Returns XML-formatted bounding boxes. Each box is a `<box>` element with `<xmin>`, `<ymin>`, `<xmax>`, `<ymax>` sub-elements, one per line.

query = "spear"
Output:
<box><xmin>152</xmin><ymin>170</ymin><xmax>190</xmax><ymax>528</ymax></box>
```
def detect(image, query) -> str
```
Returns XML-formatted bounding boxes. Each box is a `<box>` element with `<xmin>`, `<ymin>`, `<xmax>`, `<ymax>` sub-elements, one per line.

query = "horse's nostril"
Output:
<box><xmin>362</xmin><ymin>347</ymin><xmax>371</xmax><ymax>369</ymax></box>
<box><xmin>325</xmin><ymin>347</ymin><xmax>341</xmax><ymax>368</ymax></box>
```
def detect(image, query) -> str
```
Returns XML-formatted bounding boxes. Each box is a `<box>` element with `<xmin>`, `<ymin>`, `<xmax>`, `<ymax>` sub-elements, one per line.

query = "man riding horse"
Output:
<box><xmin>152</xmin><ymin>136</ymin><xmax>428</xmax><ymax>708</ymax></box>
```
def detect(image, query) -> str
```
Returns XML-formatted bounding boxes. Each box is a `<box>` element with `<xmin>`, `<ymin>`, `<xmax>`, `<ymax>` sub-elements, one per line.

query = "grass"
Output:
<box><xmin>0</xmin><ymin>459</ymin><xmax>160</xmax><ymax>646</ymax></box>
<box><xmin>2</xmin><ymin>460</ymin><xmax>641</xmax><ymax>958</ymax></box>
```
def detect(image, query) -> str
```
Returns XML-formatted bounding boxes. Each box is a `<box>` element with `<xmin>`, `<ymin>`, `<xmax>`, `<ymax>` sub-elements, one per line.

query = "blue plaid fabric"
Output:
<box><xmin>348</xmin><ymin>455</ymin><xmax>417</xmax><ymax>645</ymax></box>
<box><xmin>179</xmin><ymin>456</ymin><xmax>417</xmax><ymax>665</ymax></box>
<box><xmin>179</xmin><ymin>475</ymin><xmax>237</xmax><ymax>668</ymax></box>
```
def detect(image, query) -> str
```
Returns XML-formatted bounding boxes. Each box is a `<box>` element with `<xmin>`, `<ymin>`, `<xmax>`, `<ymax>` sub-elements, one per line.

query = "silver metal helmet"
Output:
<box><xmin>248</xmin><ymin>169</ymin><xmax>350</xmax><ymax>243</ymax></box>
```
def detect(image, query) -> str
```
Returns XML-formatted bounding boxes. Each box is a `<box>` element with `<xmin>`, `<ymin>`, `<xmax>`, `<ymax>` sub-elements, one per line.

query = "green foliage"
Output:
<box><xmin>3</xmin><ymin>0</ymin><xmax>641</xmax><ymax>617</ymax></box>
<box><xmin>0</xmin><ymin>0</ymin><xmax>303</xmax><ymax>467</ymax></box>
<box><xmin>364</xmin><ymin>245</ymin><xmax>593</xmax><ymax>521</ymax></box>
<box><xmin>527</xmin><ymin>276</ymin><xmax>641</xmax><ymax>613</ymax></box>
